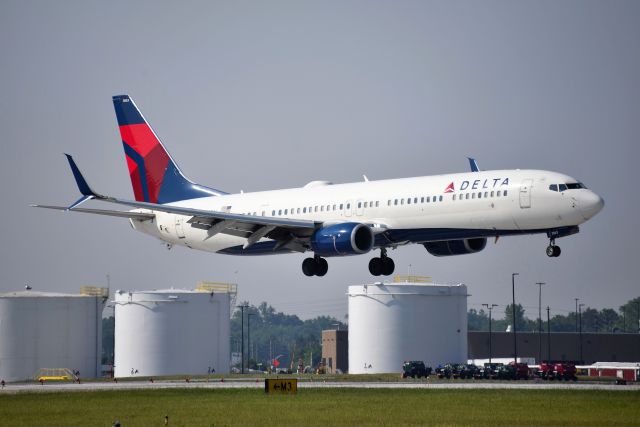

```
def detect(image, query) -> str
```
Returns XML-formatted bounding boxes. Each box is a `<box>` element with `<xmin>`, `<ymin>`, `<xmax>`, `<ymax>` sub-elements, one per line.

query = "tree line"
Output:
<box><xmin>468</xmin><ymin>297</ymin><xmax>640</xmax><ymax>333</ymax></box>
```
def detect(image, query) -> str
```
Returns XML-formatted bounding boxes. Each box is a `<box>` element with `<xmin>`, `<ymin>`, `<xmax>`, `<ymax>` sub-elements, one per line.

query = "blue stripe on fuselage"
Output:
<box><xmin>217</xmin><ymin>227</ymin><xmax>577</xmax><ymax>256</ymax></box>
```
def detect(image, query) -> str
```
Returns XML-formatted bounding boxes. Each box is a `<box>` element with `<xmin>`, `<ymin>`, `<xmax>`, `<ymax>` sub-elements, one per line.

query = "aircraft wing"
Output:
<box><xmin>39</xmin><ymin>154</ymin><xmax>321</xmax><ymax>251</ymax></box>
<box><xmin>31</xmin><ymin>204</ymin><xmax>155</xmax><ymax>221</ymax></box>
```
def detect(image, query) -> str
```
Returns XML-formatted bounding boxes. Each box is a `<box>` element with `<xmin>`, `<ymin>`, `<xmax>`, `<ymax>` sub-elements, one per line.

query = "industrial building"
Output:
<box><xmin>347</xmin><ymin>278</ymin><xmax>468</xmax><ymax>373</ymax></box>
<box><xmin>114</xmin><ymin>282</ymin><xmax>234</xmax><ymax>378</ymax></box>
<box><xmin>0</xmin><ymin>287</ymin><xmax>107</xmax><ymax>382</ymax></box>
<box><xmin>468</xmin><ymin>331</ymin><xmax>640</xmax><ymax>364</ymax></box>
<box><xmin>321</xmin><ymin>329</ymin><xmax>348</xmax><ymax>373</ymax></box>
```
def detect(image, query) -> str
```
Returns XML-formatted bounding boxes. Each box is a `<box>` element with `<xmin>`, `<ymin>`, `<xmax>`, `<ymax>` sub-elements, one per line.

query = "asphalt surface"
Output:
<box><xmin>1</xmin><ymin>379</ymin><xmax>638</xmax><ymax>394</ymax></box>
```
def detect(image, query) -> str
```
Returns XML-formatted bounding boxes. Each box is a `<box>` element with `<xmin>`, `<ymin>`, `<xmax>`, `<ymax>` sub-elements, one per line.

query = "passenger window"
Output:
<box><xmin>272</xmin><ymin>210</ymin><xmax>275</xmax><ymax>216</ymax></box>
<box><xmin>414</xmin><ymin>197</ymin><xmax>418</xmax><ymax>204</ymax></box>
<box><xmin>478</xmin><ymin>193</ymin><xmax>482</xmax><ymax>199</ymax></box>
<box><xmin>358</xmin><ymin>202</ymin><xmax>362</xmax><ymax>208</ymax></box>
<box><xmin>490</xmin><ymin>191</ymin><xmax>494</xmax><ymax>197</ymax></box>
<box><xmin>333</xmin><ymin>205</ymin><xmax>336</xmax><ymax>211</ymax></box>
<box><xmin>484</xmin><ymin>192</ymin><xmax>488</xmax><ymax>198</ymax></box>
<box><xmin>421</xmin><ymin>197</ymin><xmax>424</xmax><ymax>203</ymax></box>
<box><xmin>466</xmin><ymin>193</ymin><xmax>469</xmax><ymax>200</ymax></box>
<box><xmin>394</xmin><ymin>199</ymin><xmax>398</xmax><ymax>206</ymax></box>
<box><xmin>472</xmin><ymin>193</ymin><xmax>476</xmax><ymax>199</ymax></box>
<box><xmin>439</xmin><ymin>196</ymin><xmax>442</xmax><ymax>202</ymax></box>
<box><xmin>284</xmin><ymin>209</ymin><xmax>288</xmax><ymax>215</ymax></box>
<box><xmin>303</xmin><ymin>208</ymin><xmax>306</xmax><ymax>213</ymax></box>
<box><xmin>388</xmin><ymin>200</ymin><xmax>391</xmax><ymax>206</ymax></box>
<box><xmin>376</xmin><ymin>201</ymin><xmax>379</xmax><ymax>207</ymax></box>
<box><xmin>340</xmin><ymin>204</ymin><xmax>343</xmax><ymax>210</ymax></box>
<box><xmin>363</xmin><ymin>202</ymin><xmax>367</xmax><ymax>208</ymax></box>
<box><xmin>400</xmin><ymin>199</ymin><xmax>404</xmax><ymax>205</ymax></box>
<box><xmin>453</xmin><ymin>195</ymin><xmax>456</xmax><ymax>201</ymax></box>
<box><xmin>504</xmin><ymin>190</ymin><xmax>508</xmax><ymax>196</ymax></box>
<box><xmin>407</xmin><ymin>198</ymin><xmax>411</xmax><ymax>205</ymax></box>
<box><xmin>426</xmin><ymin>197</ymin><xmax>430</xmax><ymax>203</ymax></box>
<box><xmin>496</xmin><ymin>191</ymin><xmax>501</xmax><ymax>197</ymax></box>
<box><xmin>278</xmin><ymin>209</ymin><xmax>282</xmax><ymax>215</ymax></box>
<box><xmin>346</xmin><ymin>203</ymin><xmax>350</xmax><ymax>209</ymax></box>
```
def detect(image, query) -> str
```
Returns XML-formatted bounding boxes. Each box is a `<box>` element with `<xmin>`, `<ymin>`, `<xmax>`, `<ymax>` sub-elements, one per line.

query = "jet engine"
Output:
<box><xmin>424</xmin><ymin>238</ymin><xmax>487</xmax><ymax>256</ymax></box>
<box><xmin>310</xmin><ymin>223</ymin><xmax>374</xmax><ymax>257</ymax></box>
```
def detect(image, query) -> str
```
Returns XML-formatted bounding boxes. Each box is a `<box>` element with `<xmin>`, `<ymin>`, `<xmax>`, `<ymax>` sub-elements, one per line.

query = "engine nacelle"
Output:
<box><xmin>424</xmin><ymin>238</ymin><xmax>487</xmax><ymax>257</ymax></box>
<box><xmin>310</xmin><ymin>223</ymin><xmax>374</xmax><ymax>257</ymax></box>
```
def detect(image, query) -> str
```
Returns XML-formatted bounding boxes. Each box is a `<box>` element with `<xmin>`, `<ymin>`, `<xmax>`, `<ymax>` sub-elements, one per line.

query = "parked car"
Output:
<box><xmin>402</xmin><ymin>361</ymin><xmax>432</xmax><ymax>378</ymax></box>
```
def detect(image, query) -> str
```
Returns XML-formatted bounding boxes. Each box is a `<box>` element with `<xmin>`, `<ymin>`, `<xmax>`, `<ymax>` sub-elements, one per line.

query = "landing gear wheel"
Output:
<box><xmin>302</xmin><ymin>258</ymin><xmax>317</xmax><ymax>276</ymax></box>
<box><xmin>316</xmin><ymin>257</ymin><xmax>328</xmax><ymax>276</ymax></box>
<box><xmin>369</xmin><ymin>257</ymin><xmax>383</xmax><ymax>276</ymax></box>
<box><xmin>381</xmin><ymin>257</ymin><xmax>395</xmax><ymax>276</ymax></box>
<box><xmin>302</xmin><ymin>256</ymin><xmax>328</xmax><ymax>276</ymax></box>
<box><xmin>546</xmin><ymin>245</ymin><xmax>561</xmax><ymax>257</ymax></box>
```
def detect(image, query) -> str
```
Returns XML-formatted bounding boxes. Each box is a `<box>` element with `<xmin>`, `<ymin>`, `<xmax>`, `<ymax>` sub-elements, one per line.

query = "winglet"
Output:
<box><xmin>467</xmin><ymin>157</ymin><xmax>480</xmax><ymax>172</ymax></box>
<box><xmin>65</xmin><ymin>154</ymin><xmax>97</xmax><ymax>197</ymax></box>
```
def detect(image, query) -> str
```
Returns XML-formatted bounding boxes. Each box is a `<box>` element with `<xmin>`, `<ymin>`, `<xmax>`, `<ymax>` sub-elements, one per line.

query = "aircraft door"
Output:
<box><xmin>344</xmin><ymin>200</ymin><xmax>353</xmax><ymax>217</ymax></box>
<box><xmin>356</xmin><ymin>199</ymin><xmax>364</xmax><ymax>216</ymax></box>
<box><xmin>175</xmin><ymin>216</ymin><xmax>186</xmax><ymax>238</ymax></box>
<box><xmin>519</xmin><ymin>179</ymin><xmax>533</xmax><ymax>209</ymax></box>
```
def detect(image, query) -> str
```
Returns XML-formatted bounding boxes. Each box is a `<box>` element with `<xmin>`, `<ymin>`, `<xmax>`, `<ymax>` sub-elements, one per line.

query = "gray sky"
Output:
<box><xmin>1</xmin><ymin>0</ymin><xmax>638</xmax><ymax>321</ymax></box>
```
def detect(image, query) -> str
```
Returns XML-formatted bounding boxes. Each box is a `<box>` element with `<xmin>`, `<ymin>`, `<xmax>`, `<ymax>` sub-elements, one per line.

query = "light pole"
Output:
<box><xmin>237</xmin><ymin>304</ymin><xmax>248</xmax><ymax>374</ymax></box>
<box><xmin>546</xmin><ymin>306</ymin><xmax>551</xmax><ymax>362</ymax></box>
<box><xmin>482</xmin><ymin>303</ymin><xmax>498</xmax><ymax>364</ymax></box>
<box><xmin>575</xmin><ymin>298</ymin><xmax>579</xmax><ymax>332</ymax></box>
<box><xmin>512</xmin><ymin>273</ymin><xmax>519</xmax><ymax>364</ymax></box>
<box><xmin>578</xmin><ymin>303</ymin><xmax>585</xmax><ymax>362</ymax></box>
<box><xmin>248</xmin><ymin>313</ymin><xmax>255</xmax><ymax>369</ymax></box>
<box><xmin>536</xmin><ymin>282</ymin><xmax>546</xmax><ymax>364</ymax></box>
<box><xmin>636</xmin><ymin>301</ymin><xmax>640</xmax><ymax>334</ymax></box>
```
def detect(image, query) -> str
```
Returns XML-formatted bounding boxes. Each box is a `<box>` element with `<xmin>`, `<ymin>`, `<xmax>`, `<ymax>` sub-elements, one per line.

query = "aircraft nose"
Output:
<box><xmin>579</xmin><ymin>191</ymin><xmax>604</xmax><ymax>220</ymax></box>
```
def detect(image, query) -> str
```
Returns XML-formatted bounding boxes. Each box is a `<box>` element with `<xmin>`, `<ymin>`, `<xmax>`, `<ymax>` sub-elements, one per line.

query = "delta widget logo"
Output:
<box><xmin>444</xmin><ymin>182</ymin><xmax>455</xmax><ymax>193</ymax></box>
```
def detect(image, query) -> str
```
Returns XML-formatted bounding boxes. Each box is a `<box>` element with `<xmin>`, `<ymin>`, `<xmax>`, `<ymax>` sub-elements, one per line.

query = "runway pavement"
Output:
<box><xmin>1</xmin><ymin>379</ymin><xmax>638</xmax><ymax>394</ymax></box>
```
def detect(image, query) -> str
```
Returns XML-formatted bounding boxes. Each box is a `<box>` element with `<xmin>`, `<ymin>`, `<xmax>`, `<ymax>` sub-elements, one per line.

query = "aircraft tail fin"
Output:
<box><xmin>468</xmin><ymin>157</ymin><xmax>480</xmax><ymax>172</ymax></box>
<box><xmin>112</xmin><ymin>95</ymin><xmax>226</xmax><ymax>204</ymax></box>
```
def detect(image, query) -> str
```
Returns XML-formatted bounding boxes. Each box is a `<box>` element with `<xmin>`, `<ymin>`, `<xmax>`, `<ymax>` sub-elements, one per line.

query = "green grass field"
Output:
<box><xmin>1</xmin><ymin>388</ymin><xmax>638</xmax><ymax>426</ymax></box>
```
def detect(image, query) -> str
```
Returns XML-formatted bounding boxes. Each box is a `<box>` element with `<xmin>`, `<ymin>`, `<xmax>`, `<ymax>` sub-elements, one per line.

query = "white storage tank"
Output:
<box><xmin>0</xmin><ymin>288</ymin><xmax>106</xmax><ymax>382</ymax></box>
<box><xmin>114</xmin><ymin>287</ymin><xmax>230</xmax><ymax>377</ymax></box>
<box><xmin>348</xmin><ymin>280</ymin><xmax>467</xmax><ymax>373</ymax></box>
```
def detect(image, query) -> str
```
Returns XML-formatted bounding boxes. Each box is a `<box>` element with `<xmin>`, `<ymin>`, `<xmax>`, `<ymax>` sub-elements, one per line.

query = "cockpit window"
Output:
<box><xmin>566</xmin><ymin>182</ymin><xmax>586</xmax><ymax>190</ymax></box>
<box><xmin>550</xmin><ymin>182</ymin><xmax>586</xmax><ymax>192</ymax></box>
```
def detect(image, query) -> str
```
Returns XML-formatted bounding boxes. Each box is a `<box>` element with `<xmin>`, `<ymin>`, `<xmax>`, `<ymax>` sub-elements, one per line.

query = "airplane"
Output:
<box><xmin>34</xmin><ymin>95</ymin><xmax>605</xmax><ymax>277</ymax></box>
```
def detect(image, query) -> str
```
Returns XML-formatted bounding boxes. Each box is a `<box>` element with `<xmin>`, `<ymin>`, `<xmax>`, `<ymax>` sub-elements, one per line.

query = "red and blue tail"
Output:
<box><xmin>113</xmin><ymin>95</ymin><xmax>225</xmax><ymax>204</ymax></box>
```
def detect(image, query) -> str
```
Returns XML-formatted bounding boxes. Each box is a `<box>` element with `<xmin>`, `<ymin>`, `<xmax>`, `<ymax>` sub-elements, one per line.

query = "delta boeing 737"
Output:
<box><xmin>34</xmin><ymin>95</ymin><xmax>604</xmax><ymax>276</ymax></box>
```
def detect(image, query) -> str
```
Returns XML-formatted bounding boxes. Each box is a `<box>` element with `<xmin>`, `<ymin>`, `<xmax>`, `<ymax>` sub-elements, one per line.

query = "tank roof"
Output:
<box><xmin>0</xmin><ymin>290</ymin><xmax>93</xmax><ymax>298</ymax></box>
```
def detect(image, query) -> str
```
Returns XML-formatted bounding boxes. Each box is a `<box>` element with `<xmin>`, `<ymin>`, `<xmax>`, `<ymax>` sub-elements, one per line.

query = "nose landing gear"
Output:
<box><xmin>369</xmin><ymin>248</ymin><xmax>395</xmax><ymax>276</ymax></box>
<box><xmin>302</xmin><ymin>256</ymin><xmax>328</xmax><ymax>277</ymax></box>
<box><xmin>546</xmin><ymin>238</ymin><xmax>561</xmax><ymax>257</ymax></box>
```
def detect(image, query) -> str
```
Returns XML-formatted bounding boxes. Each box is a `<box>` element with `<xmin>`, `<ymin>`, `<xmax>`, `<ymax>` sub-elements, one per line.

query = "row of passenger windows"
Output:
<box><xmin>266</xmin><ymin>201</ymin><xmax>382</xmax><ymax>217</ymax></box>
<box><xmin>387</xmin><ymin>195</ymin><xmax>443</xmax><ymax>206</ymax></box>
<box><xmin>244</xmin><ymin>190</ymin><xmax>508</xmax><ymax>217</ymax></box>
<box><xmin>452</xmin><ymin>190</ymin><xmax>507</xmax><ymax>201</ymax></box>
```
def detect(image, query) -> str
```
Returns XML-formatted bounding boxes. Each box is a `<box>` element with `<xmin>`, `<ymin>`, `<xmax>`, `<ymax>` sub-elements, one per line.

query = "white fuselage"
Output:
<box><xmin>130</xmin><ymin>169</ymin><xmax>603</xmax><ymax>254</ymax></box>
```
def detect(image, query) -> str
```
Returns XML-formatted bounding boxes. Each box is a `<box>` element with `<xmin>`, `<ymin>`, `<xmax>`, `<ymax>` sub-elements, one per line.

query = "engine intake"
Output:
<box><xmin>424</xmin><ymin>238</ymin><xmax>487</xmax><ymax>257</ymax></box>
<box><xmin>310</xmin><ymin>223</ymin><xmax>374</xmax><ymax>257</ymax></box>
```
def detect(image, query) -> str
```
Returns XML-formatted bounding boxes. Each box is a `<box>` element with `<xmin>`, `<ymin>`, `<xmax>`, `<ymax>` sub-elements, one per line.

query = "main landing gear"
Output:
<box><xmin>546</xmin><ymin>238</ymin><xmax>561</xmax><ymax>258</ymax></box>
<box><xmin>368</xmin><ymin>248</ymin><xmax>395</xmax><ymax>276</ymax></box>
<box><xmin>302</xmin><ymin>256</ymin><xmax>328</xmax><ymax>277</ymax></box>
